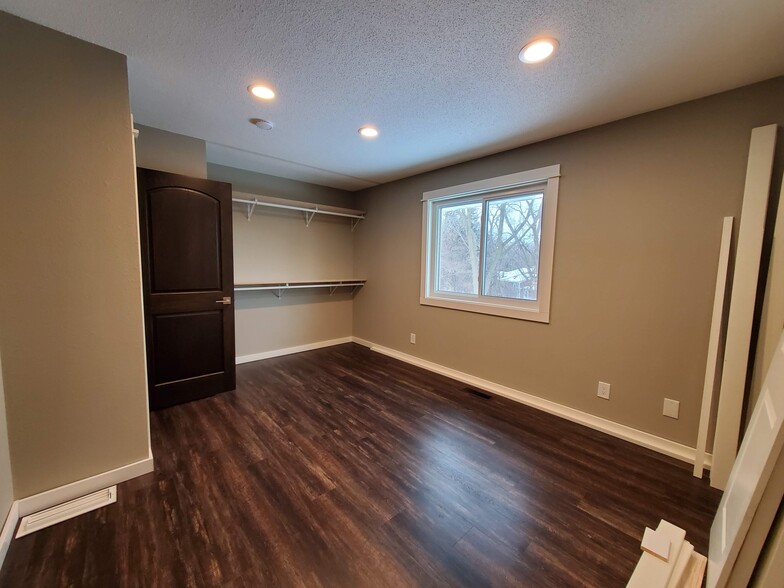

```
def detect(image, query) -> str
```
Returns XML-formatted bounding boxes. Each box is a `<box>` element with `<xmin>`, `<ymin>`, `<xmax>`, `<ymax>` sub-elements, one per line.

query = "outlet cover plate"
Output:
<box><xmin>597</xmin><ymin>382</ymin><xmax>611</xmax><ymax>400</ymax></box>
<box><xmin>409</xmin><ymin>333</ymin><xmax>416</xmax><ymax>344</ymax></box>
<box><xmin>663</xmin><ymin>398</ymin><xmax>680</xmax><ymax>419</ymax></box>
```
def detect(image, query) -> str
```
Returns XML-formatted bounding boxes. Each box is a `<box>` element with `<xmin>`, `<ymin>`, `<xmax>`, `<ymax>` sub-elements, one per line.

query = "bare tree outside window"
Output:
<box><xmin>436</xmin><ymin>201</ymin><xmax>481</xmax><ymax>295</ymax></box>
<box><xmin>434</xmin><ymin>193</ymin><xmax>543</xmax><ymax>300</ymax></box>
<box><xmin>482</xmin><ymin>193</ymin><xmax>543</xmax><ymax>301</ymax></box>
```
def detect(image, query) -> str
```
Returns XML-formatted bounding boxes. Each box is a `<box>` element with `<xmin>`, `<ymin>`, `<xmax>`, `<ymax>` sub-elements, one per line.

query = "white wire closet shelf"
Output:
<box><xmin>232</xmin><ymin>191</ymin><xmax>366</xmax><ymax>230</ymax></box>
<box><xmin>234</xmin><ymin>279</ymin><xmax>366</xmax><ymax>298</ymax></box>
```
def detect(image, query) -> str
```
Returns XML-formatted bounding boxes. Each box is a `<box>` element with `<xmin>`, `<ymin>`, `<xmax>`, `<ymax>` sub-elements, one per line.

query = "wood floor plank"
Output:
<box><xmin>0</xmin><ymin>343</ymin><xmax>721</xmax><ymax>587</ymax></box>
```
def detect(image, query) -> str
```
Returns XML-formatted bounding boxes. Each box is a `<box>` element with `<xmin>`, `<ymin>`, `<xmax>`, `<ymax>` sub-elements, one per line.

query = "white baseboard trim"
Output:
<box><xmin>350</xmin><ymin>337</ymin><xmax>712</xmax><ymax>470</ymax></box>
<box><xmin>16</xmin><ymin>454</ymin><xmax>154</xmax><ymax>518</ymax></box>
<box><xmin>351</xmin><ymin>337</ymin><xmax>375</xmax><ymax>348</ymax></box>
<box><xmin>0</xmin><ymin>501</ymin><xmax>19</xmax><ymax>570</ymax></box>
<box><xmin>0</xmin><ymin>455</ymin><xmax>152</xmax><ymax>570</ymax></box>
<box><xmin>236</xmin><ymin>337</ymin><xmax>354</xmax><ymax>365</ymax></box>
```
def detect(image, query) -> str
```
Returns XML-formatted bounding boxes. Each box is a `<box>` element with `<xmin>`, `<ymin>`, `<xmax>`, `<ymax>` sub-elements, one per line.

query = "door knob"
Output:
<box><xmin>216</xmin><ymin>296</ymin><xmax>232</xmax><ymax>305</ymax></box>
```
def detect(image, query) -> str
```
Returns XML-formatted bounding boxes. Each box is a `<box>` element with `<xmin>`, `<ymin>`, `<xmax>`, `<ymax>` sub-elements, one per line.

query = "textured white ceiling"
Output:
<box><xmin>3</xmin><ymin>0</ymin><xmax>784</xmax><ymax>190</ymax></box>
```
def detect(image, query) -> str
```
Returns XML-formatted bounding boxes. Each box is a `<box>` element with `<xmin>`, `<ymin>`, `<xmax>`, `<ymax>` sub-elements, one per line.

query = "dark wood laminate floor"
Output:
<box><xmin>0</xmin><ymin>343</ymin><xmax>721</xmax><ymax>588</ymax></box>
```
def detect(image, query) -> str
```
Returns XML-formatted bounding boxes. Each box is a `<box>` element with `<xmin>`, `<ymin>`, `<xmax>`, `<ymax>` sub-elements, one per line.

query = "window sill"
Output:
<box><xmin>419</xmin><ymin>295</ymin><xmax>550</xmax><ymax>323</ymax></box>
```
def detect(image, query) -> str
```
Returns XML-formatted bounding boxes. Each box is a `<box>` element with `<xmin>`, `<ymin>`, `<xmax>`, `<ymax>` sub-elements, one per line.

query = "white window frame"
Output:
<box><xmin>420</xmin><ymin>164</ymin><xmax>560</xmax><ymax>323</ymax></box>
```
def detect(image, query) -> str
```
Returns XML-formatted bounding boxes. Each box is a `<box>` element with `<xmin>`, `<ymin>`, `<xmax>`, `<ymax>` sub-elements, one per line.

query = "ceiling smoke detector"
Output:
<box><xmin>250</xmin><ymin>118</ymin><xmax>274</xmax><ymax>131</ymax></box>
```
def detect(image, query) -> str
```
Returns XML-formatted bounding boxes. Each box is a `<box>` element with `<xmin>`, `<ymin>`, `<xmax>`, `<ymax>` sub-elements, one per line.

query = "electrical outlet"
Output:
<box><xmin>663</xmin><ymin>398</ymin><xmax>680</xmax><ymax>419</ymax></box>
<box><xmin>410</xmin><ymin>333</ymin><xmax>416</xmax><ymax>344</ymax></box>
<box><xmin>597</xmin><ymin>381</ymin><xmax>611</xmax><ymax>400</ymax></box>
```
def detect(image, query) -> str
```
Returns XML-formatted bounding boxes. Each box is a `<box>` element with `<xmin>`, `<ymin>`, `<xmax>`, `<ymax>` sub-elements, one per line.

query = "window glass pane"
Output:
<box><xmin>436</xmin><ymin>201</ymin><xmax>481</xmax><ymax>295</ymax></box>
<box><xmin>482</xmin><ymin>192</ymin><xmax>543</xmax><ymax>301</ymax></box>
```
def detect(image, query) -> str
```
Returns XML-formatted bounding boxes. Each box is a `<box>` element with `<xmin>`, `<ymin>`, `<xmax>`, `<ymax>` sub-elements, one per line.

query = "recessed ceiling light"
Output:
<box><xmin>519</xmin><ymin>38</ymin><xmax>558</xmax><ymax>64</ymax></box>
<box><xmin>248</xmin><ymin>85</ymin><xmax>275</xmax><ymax>100</ymax></box>
<box><xmin>358</xmin><ymin>126</ymin><xmax>379</xmax><ymax>138</ymax></box>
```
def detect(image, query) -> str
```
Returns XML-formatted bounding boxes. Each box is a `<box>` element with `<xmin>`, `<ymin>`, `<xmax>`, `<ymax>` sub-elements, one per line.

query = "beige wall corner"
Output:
<box><xmin>353</xmin><ymin>77</ymin><xmax>784</xmax><ymax>448</ymax></box>
<box><xmin>0</xmin><ymin>13</ymin><xmax>150</xmax><ymax>498</ymax></box>
<box><xmin>134</xmin><ymin>124</ymin><xmax>207</xmax><ymax>178</ymax></box>
<box><xmin>0</xmin><ymin>352</ymin><xmax>14</xmax><ymax>522</ymax></box>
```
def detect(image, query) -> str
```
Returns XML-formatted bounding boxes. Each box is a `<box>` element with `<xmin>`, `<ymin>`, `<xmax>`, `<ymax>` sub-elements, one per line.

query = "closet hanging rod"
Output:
<box><xmin>232</xmin><ymin>197</ymin><xmax>365</xmax><ymax>220</ymax></box>
<box><xmin>235</xmin><ymin>281</ymin><xmax>365</xmax><ymax>292</ymax></box>
<box><xmin>234</xmin><ymin>280</ymin><xmax>366</xmax><ymax>298</ymax></box>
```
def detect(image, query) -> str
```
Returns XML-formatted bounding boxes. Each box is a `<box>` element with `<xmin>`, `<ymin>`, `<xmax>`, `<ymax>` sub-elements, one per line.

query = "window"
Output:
<box><xmin>421</xmin><ymin>165</ymin><xmax>559</xmax><ymax>322</ymax></box>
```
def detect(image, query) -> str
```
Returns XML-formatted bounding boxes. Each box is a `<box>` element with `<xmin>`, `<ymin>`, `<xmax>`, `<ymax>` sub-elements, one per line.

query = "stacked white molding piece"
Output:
<box><xmin>627</xmin><ymin>520</ymin><xmax>707</xmax><ymax>588</ymax></box>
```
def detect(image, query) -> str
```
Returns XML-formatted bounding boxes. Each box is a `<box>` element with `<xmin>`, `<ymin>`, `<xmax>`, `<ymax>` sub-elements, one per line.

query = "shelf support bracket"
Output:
<box><xmin>329</xmin><ymin>286</ymin><xmax>338</xmax><ymax>295</ymax></box>
<box><xmin>272</xmin><ymin>288</ymin><xmax>283</xmax><ymax>299</ymax></box>
<box><xmin>304</xmin><ymin>209</ymin><xmax>317</xmax><ymax>227</ymax></box>
<box><xmin>351</xmin><ymin>218</ymin><xmax>362</xmax><ymax>232</ymax></box>
<box><xmin>246</xmin><ymin>199</ymin><xmax>258</xmax><ymax>221</ymax></box>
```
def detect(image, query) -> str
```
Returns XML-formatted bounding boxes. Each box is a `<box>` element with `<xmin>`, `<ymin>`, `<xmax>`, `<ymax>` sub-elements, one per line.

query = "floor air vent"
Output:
<box><xmin>16</xmin><ymin>486</ymin><xmax>117</xmax><ymax>538</ymax></box>
<box><xmin>464</xmin><ymin>387</ymin><xmax>493</xmax><ymax>400</ymax></box>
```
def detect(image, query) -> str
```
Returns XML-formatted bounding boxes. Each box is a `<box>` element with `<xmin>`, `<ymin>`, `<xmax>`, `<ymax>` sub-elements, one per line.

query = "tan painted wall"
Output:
<box><xmin>209</xmin><ymin>165</ymin><xmax>356</xmax><ymax>358</ymax></box>
<box><xmin>234</xmin><ymin>288</ymin><xmax>354</xmax><ymax>358</ymax></box>
<box><xmin>0</xmin><ymin>12</ymin><xmax>150</xmax><ymax>498</ymax></box>
<box><xmin>233</xmin><ymin>209</ymin><xmax>355</xmax><ymax>357</ymax></box>
<box><xmin>208</xmin><ymin>164</ymin><xmax>355</xmax><ymax>208</ymax></box>
<box><xmin>353</xmin><ymin>77</ymin><xmax>784</xmax><ymax>447</ymax></box>
<box><xmin>135</xmin><ymin>124</ymin><xmax>207</xmax><ymax>178</ymax></box>
<box><xmin>0</xmin><ymin>352</ymin><xmax>14</xmax><ymax>519</ymax></box>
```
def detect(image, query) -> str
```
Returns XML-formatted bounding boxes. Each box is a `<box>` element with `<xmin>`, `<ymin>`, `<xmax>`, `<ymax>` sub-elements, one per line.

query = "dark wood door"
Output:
<box><xmin>137</xmin><ymin>168</ymin><xmax>235</xmax><ymax>410</ymax></box>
